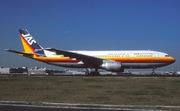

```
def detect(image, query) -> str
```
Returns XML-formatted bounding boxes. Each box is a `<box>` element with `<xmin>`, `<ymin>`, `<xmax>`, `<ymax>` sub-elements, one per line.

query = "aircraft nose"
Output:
<box><xmin>171</xmin><ymin>57</ymin><xmax>176</xmax><ymax>63</ymax></box>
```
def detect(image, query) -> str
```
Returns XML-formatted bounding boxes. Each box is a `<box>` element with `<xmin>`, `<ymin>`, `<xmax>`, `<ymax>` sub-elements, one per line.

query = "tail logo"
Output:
<box><xmin>22</xmin><ymin>33</ymin><xmax>36</xmax><ymax>45</ymax></box>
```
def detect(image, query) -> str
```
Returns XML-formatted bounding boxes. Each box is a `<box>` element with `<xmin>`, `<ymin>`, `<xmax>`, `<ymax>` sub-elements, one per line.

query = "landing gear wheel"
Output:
<box><xmin>85</xmin><ymin>68</ymin><xmax>100</xmax><ymax>76</ymax></box>
<box><xmin>152</xmin><ymin>68</ymin><xmax>156</xmax><ymax>75</ymax></box>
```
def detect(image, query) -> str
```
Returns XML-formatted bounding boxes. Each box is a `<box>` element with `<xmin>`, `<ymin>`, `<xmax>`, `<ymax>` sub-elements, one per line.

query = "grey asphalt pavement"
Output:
<box><xmin>0</xmin><ymin>104</ymin><xmax>143</xmax><ymax>111</ymax></box>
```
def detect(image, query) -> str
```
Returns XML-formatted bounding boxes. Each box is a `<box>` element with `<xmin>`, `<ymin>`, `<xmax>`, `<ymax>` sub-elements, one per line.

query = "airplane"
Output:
<box><xmin>5</xmin><ymin>29</ymin><xmax>176</xmax><ymax>75</ymax></box>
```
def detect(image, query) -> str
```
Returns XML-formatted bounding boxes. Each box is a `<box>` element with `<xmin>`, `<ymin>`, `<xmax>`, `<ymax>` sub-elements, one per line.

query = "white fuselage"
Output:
<box><xmin>43</xmin><ymin>50</ymin><xmax>175</xmax><ymax>69</ymax></box>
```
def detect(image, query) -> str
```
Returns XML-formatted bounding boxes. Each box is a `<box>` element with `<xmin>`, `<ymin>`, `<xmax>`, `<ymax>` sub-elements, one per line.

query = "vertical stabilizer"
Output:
<box><xmin>19</xmin><ymin>29</ymin><xmax>45</xmax><ymax>56</ymax></box>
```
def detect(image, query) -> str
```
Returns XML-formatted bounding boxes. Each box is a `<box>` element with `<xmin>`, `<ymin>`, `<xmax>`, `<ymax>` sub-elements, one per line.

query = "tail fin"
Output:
<box><xmin>19</xmin><ymin>29</ymin><xmax>45</xmax><ymax>56</ymax></box>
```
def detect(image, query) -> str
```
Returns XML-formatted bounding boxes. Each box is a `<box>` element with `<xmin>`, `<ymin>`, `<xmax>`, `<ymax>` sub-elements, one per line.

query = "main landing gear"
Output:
<box><xmin>85</xmin><ymin>68</ymin><xmax>100</xmax><ymax>76</ymax></box>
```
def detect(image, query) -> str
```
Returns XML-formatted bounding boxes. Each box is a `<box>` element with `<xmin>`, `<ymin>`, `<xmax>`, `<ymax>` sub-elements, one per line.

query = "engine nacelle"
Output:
<box><xmin>101</xmin><ymin>61</ymin><xmax>124</xmax><ymax>72</ymax></box>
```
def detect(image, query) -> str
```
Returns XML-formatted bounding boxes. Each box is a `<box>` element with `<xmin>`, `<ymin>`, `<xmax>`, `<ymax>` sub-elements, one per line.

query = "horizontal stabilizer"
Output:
<box><xmin>5</xmin><ymin>49</ymin><xmax>34</xmax><ymax>57</ymax></box>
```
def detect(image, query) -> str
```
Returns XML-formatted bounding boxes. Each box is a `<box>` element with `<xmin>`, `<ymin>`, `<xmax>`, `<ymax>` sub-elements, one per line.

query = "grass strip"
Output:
<box><xmin>0</xmin><ymin>76</ymin><xmax>180</xmax><ymax>106</ymax></box>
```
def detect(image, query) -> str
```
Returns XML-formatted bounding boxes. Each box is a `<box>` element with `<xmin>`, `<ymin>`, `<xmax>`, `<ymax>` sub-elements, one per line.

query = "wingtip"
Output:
<box><xmin>4</xmin><ymin>49</ymin><xmax>10</xmax><ymax>51</ymax></box>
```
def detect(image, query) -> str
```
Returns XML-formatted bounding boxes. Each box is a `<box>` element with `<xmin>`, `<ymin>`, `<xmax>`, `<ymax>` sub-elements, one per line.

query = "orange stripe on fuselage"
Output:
<box><xmin>34</xmin><ymin>56</ymin><xmax>80</xmax><ymax>63</ymax></box>
<box><xmin>105</xmin><ymin>57</ymin><xmax>174</xmax><ymax>63</ymax></box>
<box><xmin>33</xmin><ymin>56</ymin><xmax>174</xmax><ymax>63</ymax></box>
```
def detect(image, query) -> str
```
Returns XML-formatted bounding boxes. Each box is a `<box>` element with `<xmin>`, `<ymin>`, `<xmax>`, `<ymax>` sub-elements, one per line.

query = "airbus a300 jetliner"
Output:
<box><xmin>5</xmin><ymin>29</ymin><xmax>175</xmax><ymax>75</ymax></box>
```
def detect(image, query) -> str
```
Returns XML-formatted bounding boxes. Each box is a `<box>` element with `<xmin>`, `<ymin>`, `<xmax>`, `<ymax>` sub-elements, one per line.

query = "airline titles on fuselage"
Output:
<box><xmin>107</xmin><ymin>53</ymin><xmax>153</xmax><ymax>57</ymax></box>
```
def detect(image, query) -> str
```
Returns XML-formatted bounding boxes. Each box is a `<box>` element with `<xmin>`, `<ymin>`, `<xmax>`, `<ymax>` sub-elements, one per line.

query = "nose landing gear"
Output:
<box><xmin>152</xmin><ymin>67</ymin><xmax>156</xmax><ymax>75</ymax></box>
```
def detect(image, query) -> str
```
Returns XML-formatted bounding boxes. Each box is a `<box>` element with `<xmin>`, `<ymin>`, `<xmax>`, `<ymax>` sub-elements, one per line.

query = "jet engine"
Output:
<box><xmin>101</xmin><ymin>61</ymin><xmax>124</xmax><ymax>72</ymax></box>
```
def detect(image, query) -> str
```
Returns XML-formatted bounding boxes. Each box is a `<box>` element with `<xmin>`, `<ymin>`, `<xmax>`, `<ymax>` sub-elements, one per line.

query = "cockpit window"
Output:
<box><xmin>165</xmin><ymin>55</ymin><xmax>170</xmax><ymax>57</ymax></box>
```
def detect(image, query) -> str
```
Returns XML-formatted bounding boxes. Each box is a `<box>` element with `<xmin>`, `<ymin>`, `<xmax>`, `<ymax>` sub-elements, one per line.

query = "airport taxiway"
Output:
<box><xmin>0</xmin><ymin>104</ymin><xmax>153</xmax><ymax>111</ymax></box>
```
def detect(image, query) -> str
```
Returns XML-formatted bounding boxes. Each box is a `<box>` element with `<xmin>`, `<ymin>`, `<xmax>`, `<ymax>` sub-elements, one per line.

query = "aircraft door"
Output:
<box><xmin>154</xmin><ymin>53</ymin><xmax>159</xmax><ymax>60</ymax></box>
<box><xmin>129</xmin><ymin>53</ymin><xmax>134</xmax><ymax>60</ymax></box>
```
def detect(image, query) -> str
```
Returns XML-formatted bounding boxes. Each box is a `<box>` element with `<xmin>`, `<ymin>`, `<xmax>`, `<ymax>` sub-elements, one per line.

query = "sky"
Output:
<box><xmin>0</xmin><ymin>0</ymin><xmax>179</xmax><ymax>71</ymax></box>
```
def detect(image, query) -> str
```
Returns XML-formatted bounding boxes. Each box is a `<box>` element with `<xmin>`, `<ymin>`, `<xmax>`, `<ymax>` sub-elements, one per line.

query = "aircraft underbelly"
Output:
<box><xmin>122</xmin><ymin>62</ymin><xmax>170</xmax><ymax>68</ymax></box>
<box><xmin>46</xmin><ymin>61</ymin><xmax>169</xmax><ymax>69</ymax></box>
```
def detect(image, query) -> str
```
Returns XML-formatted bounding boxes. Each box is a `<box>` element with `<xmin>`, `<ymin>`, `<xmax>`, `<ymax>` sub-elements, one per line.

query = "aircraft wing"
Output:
<box><xmin>45</xmin><ymin>48</ymin><xmax>104</xmax><ymax>65</ymax></box>
<box><xmin>5</xmin><ymin>49</ymin><xmax>34</xmax><ymax>57</ymax></box>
